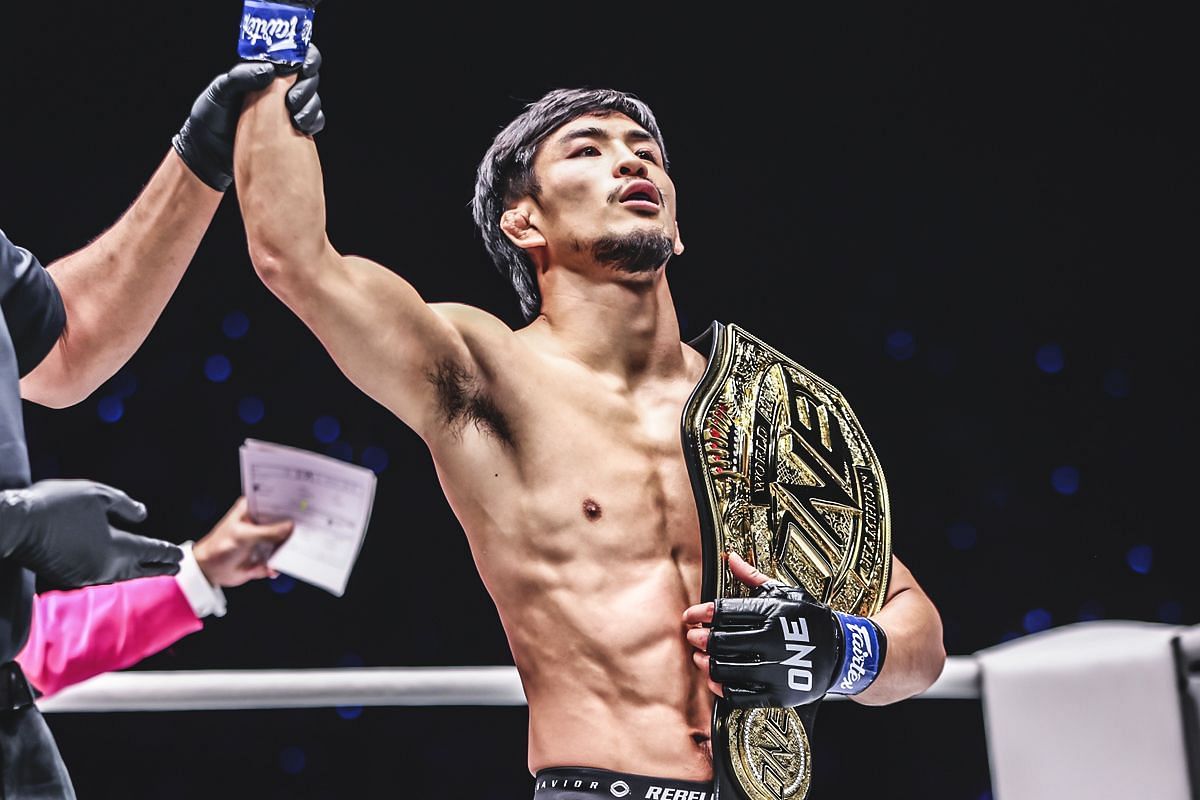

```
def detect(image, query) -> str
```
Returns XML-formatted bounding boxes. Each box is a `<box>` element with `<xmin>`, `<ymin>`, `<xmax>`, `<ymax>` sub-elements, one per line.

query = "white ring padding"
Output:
<box><xmin>39</xmin><ymin>657</ymin><xmax>980</xmax><ymax>714</ymax></box>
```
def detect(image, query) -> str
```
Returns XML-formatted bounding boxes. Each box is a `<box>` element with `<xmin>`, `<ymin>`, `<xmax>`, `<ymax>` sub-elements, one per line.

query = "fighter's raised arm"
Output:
<box><xmin>233</xmin><ymin>57</ymin><xmax>511</xmax><ymax>441</ymax></box>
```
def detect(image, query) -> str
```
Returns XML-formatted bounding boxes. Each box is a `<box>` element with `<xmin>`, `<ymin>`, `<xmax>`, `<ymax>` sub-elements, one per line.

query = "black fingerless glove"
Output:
<box><xmin>709</xmin><ymin>580</ymin><xmax>887</xmax><ymax>708</ymax></box>
<box><xmin>0</xmin><ymin>479</ymin><xmax>182</xmax><ymax>590</ymax></box>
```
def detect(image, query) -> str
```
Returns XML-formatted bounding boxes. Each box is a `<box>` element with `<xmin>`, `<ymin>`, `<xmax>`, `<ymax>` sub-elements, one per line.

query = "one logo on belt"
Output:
<box><xmin>609</xmin><ymin>781</ymin><xmax>630</xmax><ymax>797</ymax></box>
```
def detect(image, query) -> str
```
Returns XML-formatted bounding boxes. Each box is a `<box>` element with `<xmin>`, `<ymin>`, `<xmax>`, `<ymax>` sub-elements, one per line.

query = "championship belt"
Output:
<box><xmin>681</xmin><ymin>321</ymin><xmax>893</xmax><ymax>800</ymax></box>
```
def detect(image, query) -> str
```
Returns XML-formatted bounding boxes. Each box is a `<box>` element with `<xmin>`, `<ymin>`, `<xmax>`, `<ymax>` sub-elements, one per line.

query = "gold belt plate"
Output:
<box><xmin>681</xmin><ymin>321</ymin><xmax>893</xmax><ymax>800</ymax></box>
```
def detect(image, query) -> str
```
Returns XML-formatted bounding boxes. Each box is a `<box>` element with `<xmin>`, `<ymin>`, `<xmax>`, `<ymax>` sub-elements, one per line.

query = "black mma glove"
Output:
<box><xmin>172</xmin><ymin>42</ymin><xmax>326</xmax><ymax>191</ymax></box>
<box><xmin>0</xmin><ymin>479</ymin><xmax>182</xmax><ymax>590</ymax></box>
<box><xmin>708</xmin><ymin>580</ymin><xmax>887</xmax><ymax>708</ymax></box>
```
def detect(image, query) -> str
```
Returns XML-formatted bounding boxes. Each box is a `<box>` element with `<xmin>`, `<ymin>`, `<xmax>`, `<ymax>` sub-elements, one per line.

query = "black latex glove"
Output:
<box><xmin>283</xmin><ymin>42</ymin><xmax>325</xmax><ymax>136</ymax></box>
<box><xmin>709</xmin><ymin>581</ymin><xmax>887</xmax><ymax>708</ymax></box>
<box><xmin>172</xmin><ymin>61</ymin><xmax>276</xmax><ymax>191</ymax></box>
<box><xmin>172</xmin><ymin>42</ymin><xmax>325</xmax><ymax>191</ymax></box>
<box><xmin>0</xmin><ymin>479</ymin><xmax>182</xmax><ymax>590</ymax></box>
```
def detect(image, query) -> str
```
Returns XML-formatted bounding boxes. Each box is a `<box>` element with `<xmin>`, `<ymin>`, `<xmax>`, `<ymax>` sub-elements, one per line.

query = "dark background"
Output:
<box><xmin>2</xmin><ymin>3</ymin><xmax>1193</xmax><ymax>798</ymax></box>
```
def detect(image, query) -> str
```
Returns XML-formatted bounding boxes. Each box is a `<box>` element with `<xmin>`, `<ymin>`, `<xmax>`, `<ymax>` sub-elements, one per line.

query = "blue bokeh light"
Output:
<box><xmin>204</xmin><ymin>354</ymin><xmax>232</xmax><ymax>383</ymax></box>
<box><xmin>999</xmin><ymin>631</ymin><xmax>1022</xmax><ymax>643</ymax></box>
<box><xmin>238</xmin><ymin>396</ymin><xmax>265</xmax><ymax>424</ymax></box>
<box><xmin>1051</xmin><ymin>465</ymin><xmax>1080</xmax><ymax>495</ymax></box>
<box><xmin>222</xmin><ymin>310</ymin><xmax>250</xmax><ymax>340</ymax></box>
<box><xmin>336</xmin><ymin>705</ymin><xmax>364</xmax><ymax>720</ymax></box>
<box><xmin>1103</xmin><ymin>368</ymin><xmax>1130</xmax><ymax>398</ymax></box>
<box><xmin>361</xmin><ymin>446</ymin><xmax>389</xmax><ymax>474</ymax></box>
<box><xmin>947</xmin><ymin>522</ymin><xmax>977</xmax><ymax>551</ymax></box>
<box><xmin>885</xmin><ymin>329</ymin><xmax>916</xmax><ymax>361</ymax></box>
<box><xmin>279</xmin><ymin>746</ymin><xmax>305</xmax><ymax>775</ymax></box>
<box><xmin>1126</xmin><ymin>545</ymin><xmax>1153</xmax><ymax>575</ymax></box>
<box><xmin>1035</xmin><ymin>343</ymin><xmax>1064</xmax><ymax>374</ymax></box>
<box><xmin>313</xmin><ymin>415</ymin><xmax>341</xmax><ymax>443</ymax></box>
<box><xmin>1023</xmin><ymin>608</ymin><xmax>1052</xmax><ymax>634</ymax></box>
<box><xmin>270</xmin><ymin>574</ymin><xmax>296</xmax><ymax>594</ymax></box>
<box><xmin>97</xmin><ymin>396</ymin><xmax>124</xmax><ymax>423</ymax></box>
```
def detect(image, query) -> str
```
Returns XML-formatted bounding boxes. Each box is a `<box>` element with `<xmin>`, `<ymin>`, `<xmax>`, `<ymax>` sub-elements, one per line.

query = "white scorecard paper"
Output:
<box><xmin>239</xmin><ymin>438</ymin><xmax>377</xmax><ymax>597</ymax></box>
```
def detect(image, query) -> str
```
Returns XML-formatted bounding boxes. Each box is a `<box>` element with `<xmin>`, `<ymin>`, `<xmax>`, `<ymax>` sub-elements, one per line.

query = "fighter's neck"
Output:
<box><xmin>533</xmin><ymin>269</ymin><xmax>688</xmax><ymax>383</ymax></box>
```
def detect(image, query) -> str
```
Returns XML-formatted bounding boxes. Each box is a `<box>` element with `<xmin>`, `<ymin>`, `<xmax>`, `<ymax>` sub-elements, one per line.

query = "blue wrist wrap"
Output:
<box><xmin>828</xmin><ymin>612</ymin><xmax>885</xmax><ymax>695</ymax></box>
<box><xmin>237</xmin><ymin>0</ymin><xmax>314</xmax><ymax>66</ymax></box>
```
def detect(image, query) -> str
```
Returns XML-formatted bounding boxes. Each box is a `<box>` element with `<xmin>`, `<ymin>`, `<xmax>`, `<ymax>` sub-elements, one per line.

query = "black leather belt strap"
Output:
<box><xmin>0</xmin><ymin>660</ymin><xmax>37</xmax><ymax>711</ymax></box>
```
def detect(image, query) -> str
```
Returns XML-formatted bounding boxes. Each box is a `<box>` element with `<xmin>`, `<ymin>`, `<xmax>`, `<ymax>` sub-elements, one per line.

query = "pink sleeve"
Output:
<box><xmin>16</xmin><ymin>576</ymin><xmax>204</xmax><ymax>698</ymax></box>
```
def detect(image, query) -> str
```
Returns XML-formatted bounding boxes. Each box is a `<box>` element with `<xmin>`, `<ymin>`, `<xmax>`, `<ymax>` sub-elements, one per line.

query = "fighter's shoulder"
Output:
<box><xmin>430</xmin><ymin>303</ymin><xmax>516</xmax><ymax>345</ymax></box>
<box><xmin>428</xmin><ymin>302</ymin><xmax>527</xmax><ymax>371</ymax></box>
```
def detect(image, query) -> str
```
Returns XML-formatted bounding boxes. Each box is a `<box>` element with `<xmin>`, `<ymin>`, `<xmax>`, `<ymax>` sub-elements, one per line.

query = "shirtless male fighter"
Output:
<box><xmin>234</xmin><ymin>70</ymin><xmax>946</xmax><ymax>797</ymax></box>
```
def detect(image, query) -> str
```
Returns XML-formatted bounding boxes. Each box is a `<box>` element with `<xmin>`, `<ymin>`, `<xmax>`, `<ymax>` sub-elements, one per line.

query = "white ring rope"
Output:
<box><xmin>38</xmin><ymin>657</ymin><xmax>980</xmax><ymax>713</ymax></box>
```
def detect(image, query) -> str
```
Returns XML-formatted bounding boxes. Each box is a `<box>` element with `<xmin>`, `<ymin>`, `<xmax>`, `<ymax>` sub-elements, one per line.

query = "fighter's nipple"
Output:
<box><xmin>582</xmin><ymin>498</ymin><xmax>603</xmax><ymax>521</ymax></box>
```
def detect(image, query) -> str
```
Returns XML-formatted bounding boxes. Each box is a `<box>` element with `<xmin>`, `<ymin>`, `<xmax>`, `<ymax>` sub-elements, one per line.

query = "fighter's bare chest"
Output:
<box><xmin>511</xmin><ymin>377</ymin><xmax>702</xmax><ymax>555</ymax></box>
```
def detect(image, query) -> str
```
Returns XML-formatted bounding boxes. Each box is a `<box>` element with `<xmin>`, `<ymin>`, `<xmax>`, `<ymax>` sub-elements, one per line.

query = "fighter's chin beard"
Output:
<box><xmin>590</xmin><ymin>228</ymin><xmax>675</xmax><ymax>275</ymax></box>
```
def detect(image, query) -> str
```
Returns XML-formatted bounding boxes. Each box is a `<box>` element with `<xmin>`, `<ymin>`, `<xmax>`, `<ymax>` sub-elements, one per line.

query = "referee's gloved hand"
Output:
<box><xmin>172</xmin><ymin>41</ymin><xmax>326</xmax><ymax>191</ymax></box>
<box><xmin>172</xmin><ymin>61</ymin><xmax>274</xmax><ymax>191</ymax></box>
<box><xmin>282</xmin><ymin>42</ymin><xmax>325</xmax><ymax>136</ymax></box>
<box><xmin>0</xmin><ymin>479</ymin><xmax>182</xmax><ymax>590</ymax></box>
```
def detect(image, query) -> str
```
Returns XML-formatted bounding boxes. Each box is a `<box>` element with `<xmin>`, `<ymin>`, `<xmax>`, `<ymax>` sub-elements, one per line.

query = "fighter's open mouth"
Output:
<box><xmin>619</xmin><ymin>179</ymin><xmax>661</xmax><ymax>206</ymax></box>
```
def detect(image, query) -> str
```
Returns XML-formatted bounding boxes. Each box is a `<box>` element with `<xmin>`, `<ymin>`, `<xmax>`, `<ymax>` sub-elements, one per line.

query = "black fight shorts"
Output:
<box><xmin>534</xmin><ymin>767</ymin><xmax>712</xmax><ymax>800</ymax></box>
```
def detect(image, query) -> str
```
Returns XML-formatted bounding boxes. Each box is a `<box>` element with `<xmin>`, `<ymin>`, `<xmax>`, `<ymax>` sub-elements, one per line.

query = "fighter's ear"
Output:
<box><xmin>673</xmin><ymin>219</ymin><xmax>685</xmax><ymax>256</ymax></box>
<box><xmin>500</xmin><ymin>208</ymin><xmax>546</xmax><ymax>251</ymax></box>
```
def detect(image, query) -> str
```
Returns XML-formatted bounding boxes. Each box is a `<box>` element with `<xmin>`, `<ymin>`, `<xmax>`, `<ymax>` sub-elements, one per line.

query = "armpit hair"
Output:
<box><xmin>427</xmin><ymin>358</ymin><xmax>514</xmax><ymax>447</ymax></box>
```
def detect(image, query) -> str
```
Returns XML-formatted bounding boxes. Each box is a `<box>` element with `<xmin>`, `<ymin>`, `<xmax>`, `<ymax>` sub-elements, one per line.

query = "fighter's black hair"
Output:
<box><xmin>470</xmin><ymin>88</ymin><xmax>669</xmax><ymax>320</ymax></box>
